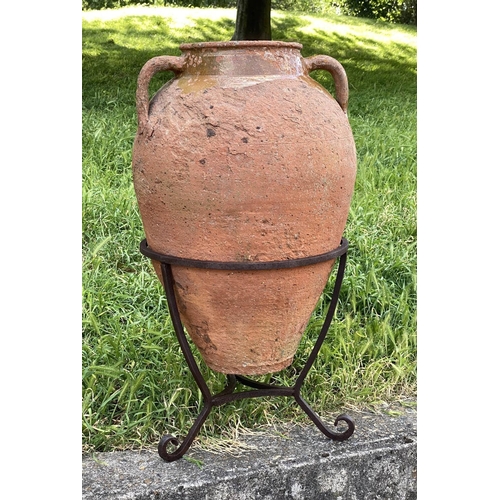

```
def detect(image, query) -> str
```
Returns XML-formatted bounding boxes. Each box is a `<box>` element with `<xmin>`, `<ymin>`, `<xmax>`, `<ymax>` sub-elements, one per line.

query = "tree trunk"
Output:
<box><xmin>231</xmin><ymin>0</ymin><xmax>272</xmax><ymax>41</ymax></box>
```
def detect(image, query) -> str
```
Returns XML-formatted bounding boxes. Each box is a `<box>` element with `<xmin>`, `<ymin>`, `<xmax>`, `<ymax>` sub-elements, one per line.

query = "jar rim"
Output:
<box><xmin>179</xmin><ymin>41</ymin><xmax>303</xmax><ymax>51</ymax></box>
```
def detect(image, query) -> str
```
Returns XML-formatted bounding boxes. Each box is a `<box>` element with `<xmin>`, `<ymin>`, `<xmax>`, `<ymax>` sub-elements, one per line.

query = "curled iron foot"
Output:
<box><xmin>295</xmin><ymin>395</ymin><xmax>355</xmax><ymax>441</ymax></box>
<box><xmin>158</xmin><ymin>435</ymin><xmax>183</xmax><ymax>462</ymax></box>
<box><xmin>333</xmin><ymin>413</ymin><xmax>355</xmax><ymax>441</ymax></box>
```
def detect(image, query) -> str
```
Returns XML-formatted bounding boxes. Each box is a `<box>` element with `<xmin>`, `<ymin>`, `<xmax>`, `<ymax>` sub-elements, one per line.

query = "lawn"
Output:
<box><xmin>82</xmin><ymin>5</ymin><xmax>416</xmax><ymax>453</ymax></box>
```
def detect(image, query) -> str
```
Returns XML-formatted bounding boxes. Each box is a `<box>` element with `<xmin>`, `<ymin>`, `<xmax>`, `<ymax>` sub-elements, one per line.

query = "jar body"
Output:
<box><xmin>133</xmin><ymin>42</ymin><xmax>356</xmax><ymax>375</ymax></box>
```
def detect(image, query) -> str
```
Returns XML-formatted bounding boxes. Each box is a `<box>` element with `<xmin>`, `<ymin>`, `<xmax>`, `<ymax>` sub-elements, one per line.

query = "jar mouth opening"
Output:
<box><xmin>179</xmin><ymin>41</ymin><xmax>303</xmax><ymax>51</ymax></box>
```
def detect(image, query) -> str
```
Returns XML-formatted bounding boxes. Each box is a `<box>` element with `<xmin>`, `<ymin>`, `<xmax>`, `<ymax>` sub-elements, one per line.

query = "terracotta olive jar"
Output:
<box><xmin>132</xmin><ymin>41</ymin><xmax>356</xmax><ymax>375</ymax></box>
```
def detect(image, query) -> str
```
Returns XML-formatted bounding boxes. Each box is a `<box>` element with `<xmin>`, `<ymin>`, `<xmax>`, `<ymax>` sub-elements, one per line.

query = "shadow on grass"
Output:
<box><xmin>82</xmin><ymin>10</ymin><xmax>416</xmax><ymax>115</ymax></box>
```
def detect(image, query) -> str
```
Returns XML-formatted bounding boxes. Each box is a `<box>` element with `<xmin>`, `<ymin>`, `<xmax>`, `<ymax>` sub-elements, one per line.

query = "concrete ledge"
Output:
<box><xmin>82</xmin><ymin>404</ymin><xmax>416</xmax><ymax>499</ymax></box>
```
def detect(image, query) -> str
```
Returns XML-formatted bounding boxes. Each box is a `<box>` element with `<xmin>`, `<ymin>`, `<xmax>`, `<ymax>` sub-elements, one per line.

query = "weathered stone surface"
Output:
<box><xmin>82</xmin><ymin>404</ymin><xmax>416</xmax><ymax>499</ymax></box>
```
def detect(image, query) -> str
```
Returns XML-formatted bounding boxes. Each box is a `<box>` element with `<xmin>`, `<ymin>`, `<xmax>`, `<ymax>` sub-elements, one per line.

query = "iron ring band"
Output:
<box><xmin>140</xmin><ymin>237</ymin><xmax>348</xmax><ymax>270</ymax></box>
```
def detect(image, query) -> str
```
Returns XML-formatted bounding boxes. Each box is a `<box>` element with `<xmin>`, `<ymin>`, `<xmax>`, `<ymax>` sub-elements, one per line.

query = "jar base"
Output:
<box><xmin>205</xmin><ymin>355</ymin><xmax>295</xmax><ymax>376</ymax></box>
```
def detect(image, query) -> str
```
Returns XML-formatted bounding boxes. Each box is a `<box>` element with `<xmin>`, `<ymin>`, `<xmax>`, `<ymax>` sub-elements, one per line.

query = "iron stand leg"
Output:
<box><xmin>154</xmin><ymin>249</ymin><xmax>354</xmax><ymax>462</ymax></box>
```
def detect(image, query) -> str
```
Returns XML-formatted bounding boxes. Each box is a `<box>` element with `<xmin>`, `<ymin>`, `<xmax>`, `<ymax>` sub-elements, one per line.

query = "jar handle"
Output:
<box><xmin>304</xmin><ymin>55</ymin><xmax>349</xmax><ymax>114</ymax></box>
<box><xmin>136</xmin><ymin>56</ymin><xmax>185</xmax><ymax>133</ymax></box>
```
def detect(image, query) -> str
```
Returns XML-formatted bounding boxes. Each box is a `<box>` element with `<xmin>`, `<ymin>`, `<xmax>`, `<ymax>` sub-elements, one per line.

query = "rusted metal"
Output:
<box><xmin>140</xmin><ymin>238</ymin><xmax>355</xmax><ymax>462</ymax></box>
<box><xmin>140</xmin><ymin>237</ymin><xmax>348</xmax><ymax>270</ymax></box>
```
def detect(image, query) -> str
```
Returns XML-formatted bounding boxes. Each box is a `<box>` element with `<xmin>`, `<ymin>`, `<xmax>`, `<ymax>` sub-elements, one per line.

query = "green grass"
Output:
<box><xmin>82</xmin><ymin>6</ymin><xmax>416</xmax><ymax>453</ymax></box>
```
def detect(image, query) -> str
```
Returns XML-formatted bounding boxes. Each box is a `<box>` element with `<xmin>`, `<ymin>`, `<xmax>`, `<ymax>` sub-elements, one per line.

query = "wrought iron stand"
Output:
<box><xmin>140</xmin><ymin>237</ymin><xmax>355</xmax><ymax>462</ymax></box>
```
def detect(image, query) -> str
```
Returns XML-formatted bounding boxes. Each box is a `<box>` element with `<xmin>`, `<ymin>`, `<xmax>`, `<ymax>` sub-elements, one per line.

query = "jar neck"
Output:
<box><xmin>179</xmin><ymin>41</ymin><xmax>305</xmax><ymax>78</ymax></box>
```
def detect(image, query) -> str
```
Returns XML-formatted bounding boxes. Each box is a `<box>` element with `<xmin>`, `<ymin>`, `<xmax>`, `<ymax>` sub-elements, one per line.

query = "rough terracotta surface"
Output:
<box><xmin>132</xmin><ymin>41</ymin><xmax>357</xmax><ymax>375</ymax></box>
